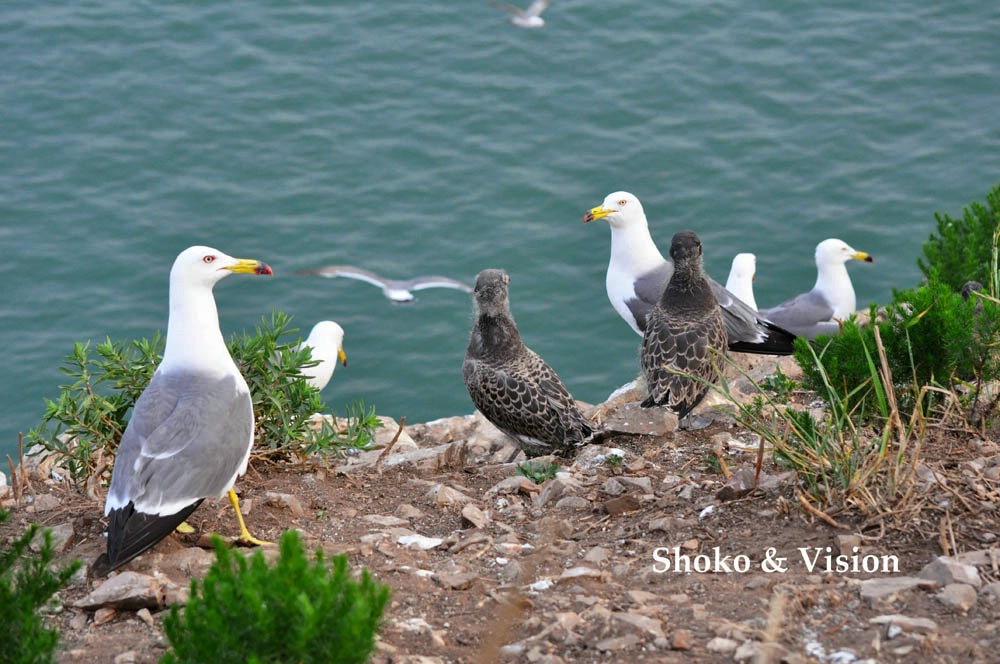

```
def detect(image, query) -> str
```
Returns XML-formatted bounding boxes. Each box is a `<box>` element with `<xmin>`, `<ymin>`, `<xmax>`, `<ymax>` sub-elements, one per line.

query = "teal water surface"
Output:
<box><xmin>3</xmin><ymin>1</ymin><xmax>1000</xmax><ymax>462</ymax></box>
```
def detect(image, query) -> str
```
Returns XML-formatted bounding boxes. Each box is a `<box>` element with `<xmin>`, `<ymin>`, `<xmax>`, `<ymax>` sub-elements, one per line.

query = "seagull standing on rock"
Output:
<box><xmin>463</xmin><ymin>268</ymin><xmax>601</xmax><ymax>459</ymax></box>
<box><xmin>640</xmin><ymin>231</ymin><xmax>727</xmax><ymax>418</ymax></box>
<box><xmin>760</xmin><ymin>238</ymin><xmax>873</xmax><ymax>340</ymax></box>
<box><xmin>94</xmin><ymin>246</ymin><xmax>273</xmax><ymax>575</ymax></box>
<box><xmin>584</xmin><ymin>191</ymin><xmax>795</xmax><ymax>355</ymax></box>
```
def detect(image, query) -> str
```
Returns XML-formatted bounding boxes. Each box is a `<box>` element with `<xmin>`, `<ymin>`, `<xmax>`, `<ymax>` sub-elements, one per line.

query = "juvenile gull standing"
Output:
<box><xmin>760</xmin><ymin>238</ymin><xmax>873</xmax><ymax>340</ymax></box>
<box><xmin>299</xmin><ymin>321</ymin><xmax>347</xmax><ymax>391</ymax></box>
<box><xmin>725</xmin><ymin>253</ymin><xmax>758</xmax><ymax>311</ymax></box>
<box><xmin>640</xmin><ymin>231</ymin><xmax>727</xmax><ymax>417</ymax></box>
<box><xmin>463</xmin><ymin>269</ymin><xmax>598</xmax><ymax>459</ymax></box>
<box><xmin>95</xmin><ymin>246</ymin><xmax>273</xmax><ymax>575</ymax></box>
<box><xmin>297</xmin><ymin>264</ymin><xmax>472</xmax><ymax>303</ymax></box>
<box><xmin>584</xmin><ymin>192</ymin><xmax>794</xmax><ymax>354</ymax></box>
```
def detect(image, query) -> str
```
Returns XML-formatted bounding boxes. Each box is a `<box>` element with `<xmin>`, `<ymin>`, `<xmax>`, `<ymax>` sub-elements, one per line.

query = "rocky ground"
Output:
<box><xmin>3</xmin><ymin>355</ymin><xmax>1000</xmax><ymax>663</ymax></box>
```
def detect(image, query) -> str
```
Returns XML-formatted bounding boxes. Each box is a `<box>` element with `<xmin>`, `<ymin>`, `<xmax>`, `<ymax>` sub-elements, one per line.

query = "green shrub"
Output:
<box><xmin>515</xmin><ymin>460</ymin><xmax>560</xmax><ymax>484</ymax></box>
<box><xmin>796</xmin><ymin>280</ymin><xmax>1000</xmax><ymax>418</ymax></box>
<box><xmin>161</xmin><ymin>530</ymin><xmax>389</xmax><ymax>664</ymax></box>
<box><xmin>918</xmin><ymin>184</ymin><xmax>1000</xmax><ymax>293</ymax></box>
<box><xmin>0</xmin><ymin>510</ymin><xmax>82</xmax><ymax>664</ymax></box>
<box><xmin>26</xmin><ymin>311</ymin><xmax>377</xmax><ymax>483</ymax></box>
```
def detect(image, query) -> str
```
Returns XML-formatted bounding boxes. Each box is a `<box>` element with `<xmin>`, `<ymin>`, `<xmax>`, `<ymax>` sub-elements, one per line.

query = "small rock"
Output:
<box><xmin>626</xmin><ymin>589</ymin><xmax>658</xmax><ymax>604</ymax></box>
<box><xmin>601</xmin><ymin>477</ymin><xmax>626</xmax><ymax>496</ymax></box>
<box><xmin>371</xmin><ymin>416</ymin><xmax>419</xmax><ymax>451</ymax></box>
<box><xmin>671</xmin><ymin>628</ymin><xmax>693</xmax><ymax>650</ymax></box>
<box><xmin>554</xmin><ymin>496</ymin><xmax>590</xmax><ymax>511</ymax></box>
<box><xmin>396</xmin><ymin>503</ymin><xmax>424</xmax><ymax>520</ymax></box>
<box><xmin>433</xmin><ymin>571</ymin><xmax>478</xmax><ymax>590</ymax></box>
<box><xmin>69</xmin><ymin>612</ymin><xmax>88</xmax><ymax>631</ymax></box>
<box><xmin>113</xmin><ymin>650</ymin><xmax>138</xmax><ymax>664</ymax></box>
<box><xmin>647</xmin><ymin>517</ymin><xmax>672</xmax><ymax>532</ymax></box>
<box><xmin>858</xmin><ymin>576</ymin><xmax>931</xmax><ymax>601</ymax></box>
<box><xmin>936</xmin><ymin>583</ymin><xmax>978</xmax><ymax>612</ymax></box>
<box><xmin>583</xmin><ymin>546</ymin><xmax>610</xmax><ymax>565</ymax></box>
<box><xmin>919</xmin><ymin>556</ymin><xmax>982</xmax><ymax>588</ymax></box>
<box><xmin>869</xmin><ymin>614</ymin><xmax>938</xmax><ymax>635</ymax></box>
<box><xmin>705</xmin><ymin>637</ymin><xmax>739</xmax><ymax>653</ymax></box>
<box><xmin>613</xmin><ymin>612</ymin><xmax>664</xmax><ymax>638</ymax></box>
<box><xmin>595</xmin><ymin>634</ymin><xmax>641</xmax><ymax>651</ymax></box>
<box><xmin>263</xmin><ymin>492</ymin><xmax>306</xmax><ymax>518</ymax></box>
<box><xmin>559</xmin><ymin>567</ymin><xmax>606</xmax><ymax>582</ymax></box>
<box><xmin>136</xmin><ymin>608</ymin><xmax>155</xmax><ymax>627</ymax></box>
<box><xmin>617</xmin><ymin>476</ymin><xmax>653</xmax><ymax>494</ymax></box>
<box><xmin>602</xmin><ymin>402</ymin><xmax>678</xmax><ymax>436</ymax></box>
<box><xmin>27</xmin><ymin>493</ymin><xmax>61</xmax><ymax>513</ymax></box>
<box><xmin>460</xmin><ymin>504</ymin><xmax>490</xmax><ymax>529</ymax></box>
<box><xmin>74</xmin><ymin>572</ymin><xmax>165</xmax><ymax>611</ymax></box>
<box><xmin>363</xmin><ymin>514</ymin><xmax>411</xmax><ymax>528</ymax></box>
<box><xmin>93</xmin><ymin>607</ymin><xmax>117</xmax><ymax>626</ymax></box>
<box><xmin>837</xmin><ymin>534</ymin><xmax>862</xmax><ymax>555</ymax></box>
<box><xmin>487</xmin><ymin>476</ymin><xmax>539</xmax><ymax>495</ymax></box>
<box><xmin>397</xmin><ymin>534</ymin><xmax>444</xmax><ymax>550</ymax></box>
<box><xmin>981</xmin><ymin>581</ymin><xmax>1000</xmax><ymax>605</ymax></box>
<box><xmin>30</xmin><ymin>521</ymin><xmax>74</xmax><ymax>553</ymax></box>
<box><xmin>661</xmin><ymin>474</ymin><xmax>683</xmax><ymax>490</ymax></box>
<box><xmin>603</xmin><ymin>494</ymin><xmax>640</xmax><ymax>516</ymax></box>
<box><xmin>426</xmin><ymin>484</ymin><xmax>472</xmax><ymax>506</ymax></box>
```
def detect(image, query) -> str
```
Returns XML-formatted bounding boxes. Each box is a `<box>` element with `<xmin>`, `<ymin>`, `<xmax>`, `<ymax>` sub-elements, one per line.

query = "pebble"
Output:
<box><xmin>460</xmin><ymin>503</ymin><xmax>490</xmax><ymax>529</ymax></box>
<box><xmin>936</xmin><ymin>583</ymin><xmax>978</xmax><ymax>612</ymax></box>
<box><xmin>136</xmin><ymin>608</ymin><xmax>155</xmax><ymax>627</ymax></box>
<box><xmin>93</xmin><ymin>607</ymin><xmax>117</xmax><ymax>626</ymax></box>
<box><xmin>363</xmin><ymin>514</ymin><xmax>411</xmax><ymax>528</ymax></box>
<box><xmin>603</xmin><ymin>494</ymin><xmax>640</xmax><ymax>516</ymax></box>
<box><xmin>705</xmin><ymin>636</ymin><xmax>739</xmax><ymax>653</ymax></box>
<box><xmin>73</xmin><ymin>572</ymin><xmax>166</xmax><ymax>611</ymax></box>
<box><xmin>595</xmin><ymin>634</ymin><xmax>641</xmax><ymax>651</ymax></box>
<box><xmin>919</xmin><ymin>556</ymin><xmax>982</xmax><ymax>588</ymax></box>
<box><xmin>671</xmin><ymin>629</ymin><xmax>693</xmax><ymax>650</ymax></box>
<box><xmin>397</xmin><ymin>534</ymin><xmax>443</xmax><ymax>550</ymax></box>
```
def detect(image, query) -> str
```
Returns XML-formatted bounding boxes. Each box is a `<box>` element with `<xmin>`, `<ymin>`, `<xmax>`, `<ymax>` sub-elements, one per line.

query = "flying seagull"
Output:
<box><xmin>463</xmin><ymin>268</ymin><xmax>602</xmax><ymax>460</ymax></box>
<box><xmin>94</xmin><ymin>246</ymin><xmax>273</xmax><ymax>575</ymax></box>
<box><xmin>725</xmin><ymin>252</ymin><xmax>758</xmax><ymax>311</ymax></box>
<box><xmin>492</xmin><ymin>0</ymin><xmax>549</xmax><ymax>28</ymax></box>
<box><xmin>584</xmin><ymin>191</ymin><xmax>795</xmax><ymax>355</ymax></box>
<box><xmin>299</xmin><ymin>321</ymin><xmax>347</xmax><ymax>391</ymax></box>
<box><xmin>760</xmin><ymin>238</ymin><xmax>873</xmax><ymax>340</ymax></box>
<box><xmin>297</xmin><ymin>265</ymin><xmax>473</xmax><ymax>303</ymax></box>
<box><xmin>640</xmin><ymin>231</ymin><xmax>728</xmax><ymax>417</ymax></box>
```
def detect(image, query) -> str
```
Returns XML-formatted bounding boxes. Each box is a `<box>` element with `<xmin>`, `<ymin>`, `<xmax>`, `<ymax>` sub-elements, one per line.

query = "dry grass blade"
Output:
<box><xmin>374</xmin><ymin>416</ymin><xmax>405</xmax><ymax>474</ymax></box>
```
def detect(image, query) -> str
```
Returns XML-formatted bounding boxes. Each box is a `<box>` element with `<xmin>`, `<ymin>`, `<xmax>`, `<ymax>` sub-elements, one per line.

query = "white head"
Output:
<box><xmin>814</xmin><ymin>239</ymin><xmax>873</xmax><ymax>268</ymax></box>
<box><xmin>170</xmin><ymin>245</ymin><xmax>273</xmax><ymax>292</ymax></box>
<box><xmin>726</xmin><ymin>252</ymin><xmax>757</xmax><ymax>310</ymax></box>
<box><xmin>301</xmin><ymin>321</ymin><xmax>347</xmax><ymax>390</ymax></box>
<box><xmin>584</xmin><ymin>191</ymin><xmax>648</xmax><ymax>230</ymax></box>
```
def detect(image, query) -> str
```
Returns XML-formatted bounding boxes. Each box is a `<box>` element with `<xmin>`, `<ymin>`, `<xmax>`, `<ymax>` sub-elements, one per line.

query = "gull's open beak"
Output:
<box><xmin>852</xmin><ymin>251</ymin><xmax>874</xmax><ymax>263</ymax></box>
<box><xmin>338</xmin><ymin>347</ymin><xmax>348</xmax><ymax>367</ymax></box>
<box><xmin>583</xmin><ymin>205</ymin><xmax>613</xmax><ymax>223</ymax></box>
<box><xmin>226</xmin><ymin>258</ymin><xmax>274</xmax><ymax>275</ymax></box>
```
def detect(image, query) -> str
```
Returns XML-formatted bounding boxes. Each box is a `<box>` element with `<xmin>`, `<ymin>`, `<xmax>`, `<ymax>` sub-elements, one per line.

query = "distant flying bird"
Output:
<box><xmin>299</xmin><ymin>321</ymin><xmax>347</xmax><ymax>391</ymax></box>
<box><xmin>463</xmin><ymin>268</ymin><xmax>601</xmax><ymax>459</ymax></box>
<box><xmin>95</xmin><ymin>246</ymin><xmax>273</xmax><ymax>575</ymax></box>
<box><xmin>584</xmin><ymin>191</ymin><xmax>795</xmax><ymax>355</ymax></box>
<box><xmin>725</xmin><ymin>253</ymin><xmax>758</xmax><ymax>311</ymax></box>
<box><xmin>492</xmin><ymin>0</ymin><xmax>549</xmax><ymax>28</ymax></box>
<box><xmin>640</xmin><ymin>231</ymin><xmax>727</xmax><ymax>418</ymax></box>
<box><xmin>297</xmin><ymin>265</ymin><xmax>473</xmax><ymax>303</ymax></box>
<box><xmin>760</xmin><ymin>239</ymin><xmax>874</xmax><ymax>340</ymax></box>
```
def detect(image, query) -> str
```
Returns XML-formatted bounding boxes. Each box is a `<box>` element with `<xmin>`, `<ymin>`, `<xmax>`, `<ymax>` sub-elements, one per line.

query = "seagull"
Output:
<box><xmin>640</xmin><ymin>231</ymin><xmax>727</xmax><ymax>417</ymax></box>
<box><xmin>760</xmin><ymin>238</ymin><xmax>874</xmax><ymax>340</ymax></box>
<box><xmin>584</xmin><ymin>191</ymin><xmax>795</xmax><ymax>355</ymax></box>
<box><xmin>492</xmin><ymin>0</ymin><xmax>549</xmax><ymax>28</ymax></box>
<box><xmin>297</xmin><ymin>265</ymin><xmax>473</xmax><ymax>303</ymax></box>
<box><xmin>94</xmin><ymin>246</ymin><xmax>273</xmax><ymax>575</ymax></box>
<box><xmin>299</xmin><ymin>321</ymin><xmax>347</xmax><ymax>391</ymax></box>
<box><xmin>725</xmin><ymin>253</ymin><xmax>758</xmax><ymax>311</ymax></box>
<box><xmin>463</xmin><ymin>268</ymin><xmax>601</xmax><ymax>459</ymax></box>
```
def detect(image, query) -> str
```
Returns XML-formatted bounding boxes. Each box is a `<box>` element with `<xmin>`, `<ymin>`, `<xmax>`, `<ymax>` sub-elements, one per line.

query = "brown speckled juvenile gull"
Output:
<box><xmin>640</xmin><ymin>231</ymin><xmax>727</xmax><ymax>417</ymax></box>
<box><xmin>463</xmin><ymin>268</ymin><xmax>599</xmax><ymax>459</ymax></box>
<box><xmin>94</xmin><ymin>246</ymin><xmax>273</xmax><ymax>576</ymax></box>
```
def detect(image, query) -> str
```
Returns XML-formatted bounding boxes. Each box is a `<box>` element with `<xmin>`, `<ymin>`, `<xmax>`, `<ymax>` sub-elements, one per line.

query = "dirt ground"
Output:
<box><xmin>4</xmin><ymin>380</ymin><xmax>1000</xmax><ymax>663</ymax></box>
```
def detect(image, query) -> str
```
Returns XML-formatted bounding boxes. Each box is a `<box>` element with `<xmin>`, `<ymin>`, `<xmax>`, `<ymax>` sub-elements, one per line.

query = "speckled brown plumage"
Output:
<box><xmin>640</xmin><ymin>231</ymin><xmax>727</xmax><ymax>417</ymax></box>
<box><xmin>463</xmin><ymin>268</ymin><xmax>596</xmax><ymax>458</ymax></box>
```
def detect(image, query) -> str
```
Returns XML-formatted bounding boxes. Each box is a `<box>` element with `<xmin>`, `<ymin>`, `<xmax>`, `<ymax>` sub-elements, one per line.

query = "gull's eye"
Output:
<box><xmin>203</xmin><ymin>255</ymin><xmax>216</xmax><ymax>264</ymax></box>
<box><xmin>618</xmin><ymin>199</ymin><xmax>628</xmax><ymax>207</ymax></box>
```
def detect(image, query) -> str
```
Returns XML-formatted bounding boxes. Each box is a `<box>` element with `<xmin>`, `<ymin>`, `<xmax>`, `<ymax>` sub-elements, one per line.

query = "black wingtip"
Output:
<box><xmin>728</xmin><ymin>321</ymin><xmax>797</xmax><ymax>356</ymax></box>
<box><xmin>98</xmin><ymin>499</ymin><xmax>204</xmax><ymax>576</ymax></box>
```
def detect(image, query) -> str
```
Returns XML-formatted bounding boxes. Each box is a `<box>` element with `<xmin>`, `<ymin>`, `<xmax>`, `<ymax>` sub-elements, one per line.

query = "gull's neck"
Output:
<box><xmin>815</xmin><ymin>262</ymin><xmax>856</xmax><ymax>319</ymax></box>
<box><xmin>609</xmin><ymin>215</ymin><xmax>668</xmax><ymax>274</ymax></box>
<box><xmin>162</xmin><ymin>283</ymin><xmax>237</xmax><ymax>375</ymax></box>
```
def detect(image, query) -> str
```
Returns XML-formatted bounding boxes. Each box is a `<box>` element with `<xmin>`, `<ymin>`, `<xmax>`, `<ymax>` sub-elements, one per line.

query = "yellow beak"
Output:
<box><xmin>583</xmin><ymin>205</ymin><xmax>613</xmax><ymax>223</ymax></box>
<box><xmin>852</xmin><ymin>251</ymin><xmax>874</xmax><ymax>263</ymax></box>
<box><xmin>338</xmin><ymin>347</ymin><xmax>348</xmax><ymax>367</ymax></box>
<box><xmin>225</xmin><ymin>258</ymin><xmax>274</xmax><ymax>275</ymax></box>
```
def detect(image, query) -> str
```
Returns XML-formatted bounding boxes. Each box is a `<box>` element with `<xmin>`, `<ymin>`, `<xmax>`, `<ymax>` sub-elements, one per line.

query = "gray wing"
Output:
<box><xmin>406</xmin><ymin>276</ymin><xmax>474</xmax><ymax>293</ymax></box>
<box><xmin>492</xmin><ymin>2</ymin><xmax>526</xmax><ymax>16</ymax></box>
<box><xmin>525</xmin><ymin>0</ymin><xmax>549</xmax><ymax>17</ymax></box>
<box><xmin>627</xmin><ymin>262</ymin><xmax>673</xmax><ymax>333</ymax></box>
<box><xmin>760</xmin><ymin>289</ymin><xmax>837</xmax><ymax>340</ymax></box>
<box><xmin>107</xmin><ymin>370</ymin><xmax>253</xmax><ymax>515</ymax></box>
<box><xmin>298</xmin><ymin>265</ymin><xmax>389</xmax><ymax>289</ymax></box>
<box><xmin>640</xmin><ymin>306</ymin><xmax>726</xmax><ymax>417</ymax></box>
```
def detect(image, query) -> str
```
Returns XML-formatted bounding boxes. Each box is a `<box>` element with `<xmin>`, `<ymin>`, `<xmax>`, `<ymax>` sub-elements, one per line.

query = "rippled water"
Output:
<box><xmin>3</xmin><ymin>1</ymin><xmax>999</xmax><ymax>461</ymax></box>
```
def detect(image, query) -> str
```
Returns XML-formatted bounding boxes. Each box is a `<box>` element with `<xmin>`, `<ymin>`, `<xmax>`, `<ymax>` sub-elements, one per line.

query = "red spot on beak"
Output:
<box><xmin>256</xmin><ymin>263</ymin><xmax>274</xmax><ymax>276</ymax></box>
